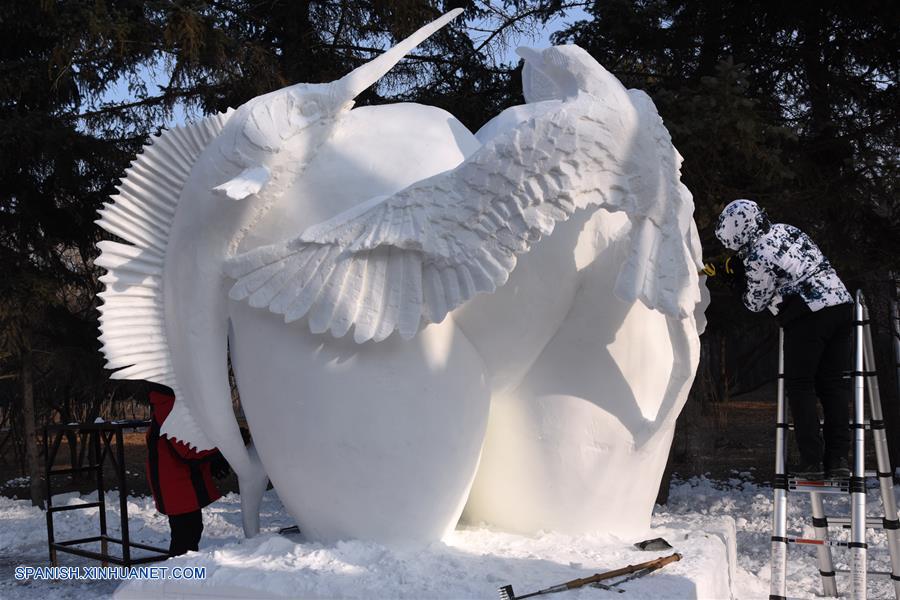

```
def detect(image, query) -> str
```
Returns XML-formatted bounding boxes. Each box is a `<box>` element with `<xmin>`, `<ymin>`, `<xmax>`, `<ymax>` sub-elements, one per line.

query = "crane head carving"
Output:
<box><xmin>214</xmin><ymin>8</ymin><xmax>463</xmax><ymax>200</ymax></box>
<box><xmin>517</xmin><ymin>45</ymin><xmax>626</xmax><ymax>104</ymax></box>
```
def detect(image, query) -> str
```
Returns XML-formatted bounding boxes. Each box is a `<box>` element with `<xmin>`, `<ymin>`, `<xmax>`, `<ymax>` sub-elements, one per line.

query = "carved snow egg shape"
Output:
<box><xmin>447</xmin><ymin>94</ymin><xmax>703</xmax><ymax>537</ymax></box>
<box><xmin>227</xmin><ymin>102</ymin><xmax>491</xmax><ymax>544</ymax></box>
<box><xmin>461</xmin><ymin>206</ymin><xmax>700</xmax><ymax>538</ymax></box>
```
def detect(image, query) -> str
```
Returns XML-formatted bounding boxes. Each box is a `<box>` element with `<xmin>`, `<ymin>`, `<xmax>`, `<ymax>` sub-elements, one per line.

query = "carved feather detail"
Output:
<box><xmin>95</xmin><ymin>110</ymin><xmax>234</xmax><ymax>449</ymax></box>
<box><xmin>225</xmin><ymin>92</ymin><xmax>700</xmax><ymax>344</ymax></box>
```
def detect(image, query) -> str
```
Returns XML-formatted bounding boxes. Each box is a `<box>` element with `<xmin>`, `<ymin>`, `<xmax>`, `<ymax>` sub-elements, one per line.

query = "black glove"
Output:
<box><xmin>702</xmin><ymin>256</ymin><xmax>745</xmax><ymax>294</ymax></box>
<box><xmin>210</xmin><ymin>451</ymin><xmax>232</xmax><ymax>479</ymax></box>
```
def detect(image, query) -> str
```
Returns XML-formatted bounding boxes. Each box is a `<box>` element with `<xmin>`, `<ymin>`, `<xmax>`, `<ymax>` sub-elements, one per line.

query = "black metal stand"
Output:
<box><xmin>44</xmin><ymin>420</ymin><xmax>171</xmax><ymax>566</ymax></box>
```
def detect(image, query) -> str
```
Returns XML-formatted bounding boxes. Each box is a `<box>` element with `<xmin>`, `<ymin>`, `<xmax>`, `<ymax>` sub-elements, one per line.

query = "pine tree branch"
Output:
<box><xmin>329</xmin><ymin>44</ymin><xmax>511</xmax><ymax>73</ymax></box>
<box><xmin>472</xmin><ymin>1</ymin><xmax>591</xmax><ymax>56</ymax></box>
<box><xmin>75</xmin><ymin>88</ymin><xmax>201</xmax><ymax>119</ymax></box>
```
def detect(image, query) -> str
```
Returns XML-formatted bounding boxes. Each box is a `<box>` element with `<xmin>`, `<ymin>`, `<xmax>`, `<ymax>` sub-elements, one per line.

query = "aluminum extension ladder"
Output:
<box><xmin>770</xmin><ymin>290</ymin><xmax>900</xmax><ymax>599</ymax></box>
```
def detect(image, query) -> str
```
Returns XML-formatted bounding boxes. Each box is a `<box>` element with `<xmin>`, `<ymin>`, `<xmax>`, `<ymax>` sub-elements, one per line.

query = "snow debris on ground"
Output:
<box><xmin>0</xmin><ymin>473</ymin><xmax>897</xmax><ymax>599</ymax></box>
<box><xmin>2</xmin><ymin>476</ymin><xmax>30</xmax><ymax>489</ymax></box>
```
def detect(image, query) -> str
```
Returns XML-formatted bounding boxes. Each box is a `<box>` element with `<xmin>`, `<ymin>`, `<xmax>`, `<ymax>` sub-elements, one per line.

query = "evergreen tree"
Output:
<box><xmin>556</xmin><ymin>0</ymin><xmax>900</xmax><ymax>470</ymax></box>
<box><xmin>555</xmin><ymin>0</ymin><xmax>899</xmax><ymax>272</ymax></box>
<box><xmin>0</xmin><ymin>0</ymin><xmax>534</xmax><ymax>501</ymax></box>
<box><xmin>2</xmin><ymin>0</ymin><xmax>897</xmax><ymax>494</ymax></box>
<box><xmin>1</xmin><ymin>0</ymin><xmax>166</xmax><ymax>504</ymax></box>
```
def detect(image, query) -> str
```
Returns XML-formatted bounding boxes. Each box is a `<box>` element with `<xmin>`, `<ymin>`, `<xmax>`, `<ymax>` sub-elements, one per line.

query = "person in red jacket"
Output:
<box><xmin>146</xmin><ymin>383</ymin><xmax>228</xmax><ymax>555</ymax></box>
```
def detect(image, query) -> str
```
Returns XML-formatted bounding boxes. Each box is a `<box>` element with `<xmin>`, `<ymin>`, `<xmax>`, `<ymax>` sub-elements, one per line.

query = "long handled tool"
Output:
<box><xmin>590</xmin><ymin>566</ymin><xmax>659</xmax><ymax>593</ymax></box>
<box><xmin>498</xmin><ymin>552</ymin><xmax>681</xmax><ymax>600</ymax></box>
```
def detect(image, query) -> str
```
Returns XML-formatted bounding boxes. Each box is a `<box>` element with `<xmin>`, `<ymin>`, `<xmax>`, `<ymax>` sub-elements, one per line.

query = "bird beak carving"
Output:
<box><xmin>330</xmin><ymin>8</ymin><xmax>463</xmax><ymax>108</ymax></box>
<box><xmin>214</xmin><ymin>9</ymin><xmax>463</xmax><ymax>202</ymax></box>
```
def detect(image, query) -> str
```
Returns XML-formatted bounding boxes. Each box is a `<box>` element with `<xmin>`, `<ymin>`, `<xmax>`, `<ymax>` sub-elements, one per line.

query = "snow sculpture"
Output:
<box><xmin>95</xmin><ymin>7</ymin><xmax>706</xmax><ymax>544</ymax></box>
<box><xmin>459</xmin><ymin>48</ymin><xmax>708</xmax><ymax>537</ymax></box>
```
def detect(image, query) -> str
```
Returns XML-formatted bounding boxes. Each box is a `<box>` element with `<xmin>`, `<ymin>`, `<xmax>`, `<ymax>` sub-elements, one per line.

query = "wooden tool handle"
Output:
<box><xmin>567</xmin><ymin>552</ymin><xmax>682</xmax><ymax>589</ymax></box>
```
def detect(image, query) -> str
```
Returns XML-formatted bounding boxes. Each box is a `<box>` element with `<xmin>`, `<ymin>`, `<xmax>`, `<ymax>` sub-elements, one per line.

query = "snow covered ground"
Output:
<box><xmin>1</xmin><ymin>473</ymin><xmax>898</xmax><ymax>599</ymax></box>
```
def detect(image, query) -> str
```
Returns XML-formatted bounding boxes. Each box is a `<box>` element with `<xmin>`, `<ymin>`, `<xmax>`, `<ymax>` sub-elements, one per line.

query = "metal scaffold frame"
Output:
<box><xmin>44</xmin><ymin>420</ymin><xmax>171</xmax><ymax>567</ymax></box>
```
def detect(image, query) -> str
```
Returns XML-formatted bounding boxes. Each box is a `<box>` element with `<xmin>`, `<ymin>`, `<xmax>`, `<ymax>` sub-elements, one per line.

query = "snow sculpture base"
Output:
<box><xmin>114</xmin><ymin>516</ymin><xmax>736</xmax><ymax>600</ymax></box>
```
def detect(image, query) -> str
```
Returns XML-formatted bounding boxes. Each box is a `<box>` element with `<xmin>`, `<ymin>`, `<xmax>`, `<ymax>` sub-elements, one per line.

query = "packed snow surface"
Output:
<box><xmin>1</xmin><ymin>474</ymin><xmax>898</xmax><ymax>599</ymax></box>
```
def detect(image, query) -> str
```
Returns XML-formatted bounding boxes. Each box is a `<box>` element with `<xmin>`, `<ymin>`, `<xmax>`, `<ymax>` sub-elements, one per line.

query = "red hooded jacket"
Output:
<box><xmin>146</xmin><ymin>388</ymin><xmax>222</xmax><ymax>515</ymax></box>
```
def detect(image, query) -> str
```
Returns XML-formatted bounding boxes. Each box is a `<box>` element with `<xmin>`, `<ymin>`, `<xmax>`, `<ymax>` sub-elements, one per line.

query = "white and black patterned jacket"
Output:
<box><xmin>715</xmin><ymin>199</ymin><xmax>852</xmax><ymax>315</ymax></box>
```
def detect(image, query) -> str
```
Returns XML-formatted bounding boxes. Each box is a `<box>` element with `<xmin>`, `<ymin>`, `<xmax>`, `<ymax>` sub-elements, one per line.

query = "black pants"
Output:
<box><xmin>783</xmin><ymin>303</ymin><xmax>852</xmax><ymax>467</ymax></box>
<box><xmin>168</xmin><ymin>510</ymin><xmax>203</xmax><ymax>556</ymax></box>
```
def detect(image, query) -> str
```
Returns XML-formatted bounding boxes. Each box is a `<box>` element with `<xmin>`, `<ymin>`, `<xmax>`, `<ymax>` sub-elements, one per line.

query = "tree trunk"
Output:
<box><xmin>54</xmin><ymin>391</ymin><xmax>81</xmax><ymax>477</ymax></box>
<box><xmin>20</xmin><ymin>349</ymin><xmax>43</xmax><ymax>507</ymax></box>
<box><xmin>694</xmin><ymin>4</ymin><xmax>722</xmax><ymax>81</ymax></box>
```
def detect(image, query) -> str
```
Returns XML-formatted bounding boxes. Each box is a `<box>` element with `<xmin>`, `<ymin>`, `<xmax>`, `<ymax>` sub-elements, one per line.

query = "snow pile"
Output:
<box><xmin>114</xmin><ymin>519</ymin><xmax>733</xmax><ymax>599</ymax></box>
<box><xmin>661</xmin><ymin>474</ymin><xmax>900</xmax><ymax>599</ymax></box>
<box><xmin>1</xmin><ymin>474</ymin><xmax>898</xmax><ymax>599</ymax></box>
<box><xmin>2</xmin><ymin>476</ymin><xmax>30</xmax><ymax>488</ymax></box>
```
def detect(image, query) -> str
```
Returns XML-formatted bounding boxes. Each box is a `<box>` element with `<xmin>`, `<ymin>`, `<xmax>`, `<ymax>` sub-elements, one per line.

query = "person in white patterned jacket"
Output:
<box><xmin>714</xmin><ymin>199</ymin><xmax>854</xmax><ymax>480</ymax></box>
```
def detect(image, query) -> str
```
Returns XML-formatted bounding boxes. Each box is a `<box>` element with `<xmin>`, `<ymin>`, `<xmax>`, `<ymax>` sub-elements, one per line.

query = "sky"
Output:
<box><xmin>85</xmin><ymin>6</ymin><xmax>591</xmax><ymax>130</ymax></box>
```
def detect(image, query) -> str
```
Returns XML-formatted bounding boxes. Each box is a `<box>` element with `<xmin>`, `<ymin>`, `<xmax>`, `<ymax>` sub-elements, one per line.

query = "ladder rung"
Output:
<box><xmin>788</xmin><ymin>479</ymin><xmax>849</xmax><ymax>494</ymax></box>
<box><xmin>787</xmin><ymin>471</ymin><xmax>876</xmax><ymax>480</ymax></box>
<box><xmin>49</xmin><ymin>465</ymin><xmax>100</xmax><ymax>476</ymax></box>
<box><xmin>834</xmin><ymin>568</ymin><xmax>898</xmax><ymax>578</ymax></box>
<box><xmin>784</xmin><ymin>537</ymin><xmax>850</xmax><ymax>547</ymax></box>
<box><xmin>825</xmin><ymin>516</ymin><xmax>884</xmax><ymax>528</ymax></box>
<box><xmin>49</xmin><ymin>502</ymin><xmax>102</xmax><ymax>512</ymax></box>
<box><xmin>785</xmin><ymin>419</ymin><xmax>875</xmax><ymax>431</ymax></box>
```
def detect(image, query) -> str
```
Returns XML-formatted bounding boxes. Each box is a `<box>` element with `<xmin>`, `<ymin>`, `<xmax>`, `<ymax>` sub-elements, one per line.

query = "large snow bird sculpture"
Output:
<box><xmin>96</xmin><ymin>7</ymin><xmax>707</xmax><ymax>543</ymax></box>
<box><xmin>95</xmin><ymin>10</ymin><xmax>466</xmax><ymax>538</ymax></box>
<box><xmin>225</xmin><ymin>50</ymin><xmax>701</xmax><ymax>341</ymax></box>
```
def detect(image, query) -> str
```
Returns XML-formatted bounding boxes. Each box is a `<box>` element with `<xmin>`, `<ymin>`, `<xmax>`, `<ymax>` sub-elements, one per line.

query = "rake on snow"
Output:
<box><xmin>498</xmin><ymin>552</ymin><xmax>682</xmax><ymax>599</ymax></box>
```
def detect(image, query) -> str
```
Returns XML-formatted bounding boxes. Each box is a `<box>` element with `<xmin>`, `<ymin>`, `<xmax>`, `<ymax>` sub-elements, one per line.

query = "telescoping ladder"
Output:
<box><xmin>770</xmin><ymin>290</ymin><xmax>900</xmax><ymax>599</ymax></box>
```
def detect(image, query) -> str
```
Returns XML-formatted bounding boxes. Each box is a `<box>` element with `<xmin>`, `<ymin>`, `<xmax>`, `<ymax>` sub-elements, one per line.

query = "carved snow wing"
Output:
<box><xmin>96</xmin><ymin>110</ymin><xmax>234</xmax><ymax>355</ymax></box>
<box><xmin>224</xmin><ymin>90</ymin><xmax>699</xmax><ymax>343</ymax></box>
<box><xmin>225</xmin><ymin>106</ymin><xmax>576</xmax><ymax>342</ymax></box>
<box><xmin>94</xmin><ymin>11</ymin><xmax>464</xmax><ymax>456</ymax></box>
<box><xmin>94</xmin><ymin>110</ymin><xmax>233</xmax><ymax>450</ymax></box>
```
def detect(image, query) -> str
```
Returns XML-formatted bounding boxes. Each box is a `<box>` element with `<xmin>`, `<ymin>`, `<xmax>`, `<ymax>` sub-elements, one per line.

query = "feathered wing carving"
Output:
<box><xmin>224</xmin><ymin>96</ymin><xmax>700</xmax><ymax>343</ymax></box>
<box><xmin>95</xmin><ymin>110</ymin><xmax>234</xmax><ymax>449</ymax></box>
